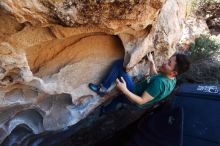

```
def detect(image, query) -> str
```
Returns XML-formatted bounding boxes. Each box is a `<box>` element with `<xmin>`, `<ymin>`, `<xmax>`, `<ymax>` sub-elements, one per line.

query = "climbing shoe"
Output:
<box><xmin>88</xmin><ymin>83</ymin><xmax>106</xmax><ymax>97</ymax></box>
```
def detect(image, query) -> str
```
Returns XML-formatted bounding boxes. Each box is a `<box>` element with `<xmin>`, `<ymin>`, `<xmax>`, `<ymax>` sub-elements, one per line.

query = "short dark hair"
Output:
<box><xmin>175</xmin><ymin>53</ymin><xmax>191</xmax><ymax>75</ymax></box>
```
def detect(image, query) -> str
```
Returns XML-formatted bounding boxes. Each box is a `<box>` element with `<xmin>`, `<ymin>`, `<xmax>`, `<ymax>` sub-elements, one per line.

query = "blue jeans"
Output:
<box><xmin>100</xmin><ymin>59</ymin><xmax>138</xmax><ymax>113</ymax></box>
<box><xmin>101</xmin><ymin>59</ymin><xmax>134</xmax><ymax>91</ymax></box>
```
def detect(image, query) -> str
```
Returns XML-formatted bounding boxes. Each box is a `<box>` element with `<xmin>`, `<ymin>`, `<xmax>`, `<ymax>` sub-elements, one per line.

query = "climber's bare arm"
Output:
<box><xmin>116</xmin><ymin>77</ymin><xmax>154</xmax><ymax>105</ymax></box>
<box><xmin>147</xmin><ymin>53</ymin><xmax>158</xmax><ymax>75</ymax></box>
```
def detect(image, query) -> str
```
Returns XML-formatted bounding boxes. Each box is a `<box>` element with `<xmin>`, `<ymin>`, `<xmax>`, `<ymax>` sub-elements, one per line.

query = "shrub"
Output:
<box><xmin>187</xmin><ymin>35</ymin><xmax>220</xmax><ymax>61</ymax></box>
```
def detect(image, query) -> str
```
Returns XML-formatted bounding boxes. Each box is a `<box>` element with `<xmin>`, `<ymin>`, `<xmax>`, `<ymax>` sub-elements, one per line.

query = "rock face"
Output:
<box><xmin>0</xmin><ymin>0</ymin><xmax>192</xmax><ymax>145</ymax></box>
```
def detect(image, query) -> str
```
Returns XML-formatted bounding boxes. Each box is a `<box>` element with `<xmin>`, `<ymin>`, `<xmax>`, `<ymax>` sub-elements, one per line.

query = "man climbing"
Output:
<box><xmin>88</xmin><ymin>52</ymin><xmax>191</xmax><ymax>111</ymax></box>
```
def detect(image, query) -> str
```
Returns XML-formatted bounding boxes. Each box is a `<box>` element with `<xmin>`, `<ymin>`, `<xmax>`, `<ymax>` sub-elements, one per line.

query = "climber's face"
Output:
<box><xmin>159</xmin><ymin>55</ymin><xmax>177</xmax><ymax>77</ymax></box>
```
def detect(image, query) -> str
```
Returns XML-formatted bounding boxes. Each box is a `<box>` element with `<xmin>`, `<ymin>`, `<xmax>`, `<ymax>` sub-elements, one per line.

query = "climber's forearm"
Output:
<box><xmin>149</xmin><ymin>61</ymin><xmax>158</xmax><ymax>75</ymax></box>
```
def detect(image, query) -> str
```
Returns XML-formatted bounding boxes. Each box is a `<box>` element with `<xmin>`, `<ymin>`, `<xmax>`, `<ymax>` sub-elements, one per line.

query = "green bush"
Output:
<box><xmin>187</xmin><ymin>35</ymin><xmax>220</xmax><ymax>61</ymax></box>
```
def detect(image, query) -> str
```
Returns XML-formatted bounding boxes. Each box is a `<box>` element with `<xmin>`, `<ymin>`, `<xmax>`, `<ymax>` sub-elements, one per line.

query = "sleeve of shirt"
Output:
<box><xmin>144</xmin><ymin>78</ymin><xmax>164</xmax><ymax>98</ymax></box>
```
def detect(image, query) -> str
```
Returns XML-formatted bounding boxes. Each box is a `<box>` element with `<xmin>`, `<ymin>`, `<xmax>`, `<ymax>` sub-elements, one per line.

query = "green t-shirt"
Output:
<box><xmin>133</xmin><ymin>73</ymin><xmax>176</xmax><ymax>108</ymax></box>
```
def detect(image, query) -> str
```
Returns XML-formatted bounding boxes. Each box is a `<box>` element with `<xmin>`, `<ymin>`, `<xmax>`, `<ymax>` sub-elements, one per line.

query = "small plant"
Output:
<box><xmin>187</xmin><ymin>35</ymin><xmax>220</xmax><ymax>61</ymax></box>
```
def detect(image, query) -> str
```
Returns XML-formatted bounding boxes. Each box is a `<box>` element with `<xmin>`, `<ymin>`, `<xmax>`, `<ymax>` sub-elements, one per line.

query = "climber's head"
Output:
<box><xmin>159</xmin><ymin>53</ymin><xmax>191</xmax><ymax>77</ymax></box>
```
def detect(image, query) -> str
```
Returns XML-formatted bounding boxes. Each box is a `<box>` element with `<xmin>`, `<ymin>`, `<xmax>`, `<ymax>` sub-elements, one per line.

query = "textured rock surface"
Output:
<box><xmin>0</xmin><ymin>0</ymin><xmax>192</xmax><ymax>145</ymax></box>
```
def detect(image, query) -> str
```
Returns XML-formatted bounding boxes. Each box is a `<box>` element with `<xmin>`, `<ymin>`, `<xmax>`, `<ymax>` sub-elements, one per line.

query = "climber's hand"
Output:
<box><xmin>116</xmin><ymin>77</ymin><xmax>128</xmax><ymax>93</ymax></box>
<box><xmin>147</xmin><ymin>52</ymin><xmax>154</xmax><ymax>63</ymax></box>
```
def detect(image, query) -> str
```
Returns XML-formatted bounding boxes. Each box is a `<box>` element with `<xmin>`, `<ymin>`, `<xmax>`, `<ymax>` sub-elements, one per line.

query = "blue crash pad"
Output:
<box><xmin>172</xmin><ymin>83</ymin><xmax>220</xmax><ymax>146</ymax></box>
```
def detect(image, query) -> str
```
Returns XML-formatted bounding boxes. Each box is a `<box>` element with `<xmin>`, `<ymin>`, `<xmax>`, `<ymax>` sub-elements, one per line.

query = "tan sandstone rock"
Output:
<box><xmin>0</xmin><ymin>0</ymin><xmax>193</xmax><ymax>143</ymax></box>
